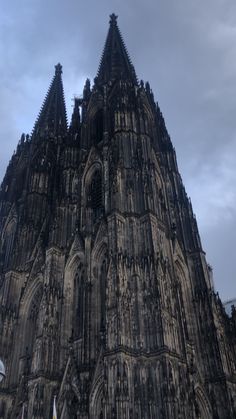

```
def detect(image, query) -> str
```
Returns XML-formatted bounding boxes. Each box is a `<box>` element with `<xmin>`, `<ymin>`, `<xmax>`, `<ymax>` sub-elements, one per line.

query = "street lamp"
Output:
<box><xmin>0</xmin><ymin>359</ymin><xmax>5</xmax><ymax>382</ymax></box>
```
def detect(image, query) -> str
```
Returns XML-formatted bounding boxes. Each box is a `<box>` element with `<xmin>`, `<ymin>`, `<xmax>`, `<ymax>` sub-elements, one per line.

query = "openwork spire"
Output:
<box><xmin>33</xmin><ymin>63</ymin><xmax>68</xmax><ymax>137</ymax></box>
<box><xmin>96</xmin><ymin>14</ymin><xmax>138</xmax><ymax>85</ymax></box>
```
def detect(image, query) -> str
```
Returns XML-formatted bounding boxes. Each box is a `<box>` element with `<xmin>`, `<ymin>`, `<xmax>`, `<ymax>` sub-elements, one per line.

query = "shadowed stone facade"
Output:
<box><xmin>0</xmin><ymin>14</ymin><xmax>236</xmax><ymax>419</ymax></box>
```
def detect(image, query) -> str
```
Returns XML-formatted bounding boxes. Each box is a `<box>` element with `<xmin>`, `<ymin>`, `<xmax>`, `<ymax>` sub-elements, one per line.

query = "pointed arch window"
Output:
<box><xmin>21</xmin><ymin>283</ymin><xmax>43</xmax><ymax>377</ymax></box>
<box><xmin>87</xmin><ymin>170</ymin><xmax>104</xmax><ymax>221</ymax></box>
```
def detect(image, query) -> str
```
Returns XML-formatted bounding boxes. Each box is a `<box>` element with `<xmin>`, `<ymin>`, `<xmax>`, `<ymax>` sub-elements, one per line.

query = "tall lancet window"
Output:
<box><xmin>87</xmin><ymin>170</ymin><xmax>104</xmax><ymax>221</ymax></box>
<box><xmin>76</xmin><ymin>270</ymin><xmax>85</xmax><ymax>340</ymax></box>
<box><xmin>100</xmin><ymin>259</ymin><xmax>107</xmax><ymax>332</ymax></box>
<box><xmin>2</xmin><ymin>218</ymin><xmax>17</xmax><ymax>268</ymax></box>
<box><xmin>93</xmin><ymin>110</ymin><xmax>103</xmax><ymax>145</ymax></box>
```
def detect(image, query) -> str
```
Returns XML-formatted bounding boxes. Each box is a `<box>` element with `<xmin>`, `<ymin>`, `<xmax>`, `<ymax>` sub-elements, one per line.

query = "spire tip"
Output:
<box><xmin>109</xmin><ymin>13</ymin><xmax>118</xmax><ymax>25</ymax></box>
<box><xmin>55</xmin><ymin>63</ymin><xmax>62</xmax><ymax>75</ymax></box>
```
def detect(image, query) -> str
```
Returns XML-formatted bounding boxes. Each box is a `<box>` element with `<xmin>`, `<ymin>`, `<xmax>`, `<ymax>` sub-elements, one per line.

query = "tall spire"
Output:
<box><xmin>33</xmin><ymin>63</ymin><xmax>67</xmax><ymax>137</ymax></box>
<box><xmin>96</xmin><ymin>14</ymin><xmax>137</xmax><ymax>85</ymax></box>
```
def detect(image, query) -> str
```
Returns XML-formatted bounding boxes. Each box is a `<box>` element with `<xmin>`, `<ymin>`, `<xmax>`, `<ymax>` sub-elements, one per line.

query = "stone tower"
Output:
<box><xmin>0</xmin><ymin>14</ymin><xmax>236</xmax><ymax>419</ymax></box>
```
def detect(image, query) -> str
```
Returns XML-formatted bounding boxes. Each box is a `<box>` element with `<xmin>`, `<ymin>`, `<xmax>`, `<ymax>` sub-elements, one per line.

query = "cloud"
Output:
<box><xmin>186</xmin><ymin>147</ymin><xmax>236</xmax><ymax>227</ymax></box>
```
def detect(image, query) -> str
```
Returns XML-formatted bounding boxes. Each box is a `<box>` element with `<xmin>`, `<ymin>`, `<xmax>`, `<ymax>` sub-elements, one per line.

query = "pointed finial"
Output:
<box><xmin>85</xmin><ymin>78</ymin><xmax>91</xmax><ymax>90</ymax></box>
<box><xmin>83</xmin><ymin>78</ymin><xmax>91</xmax><ymax>100</ymax></box>
<box><xmin>55</xmin><ymin>63</ymin><xmax>62</xmax><ymax>75</ymax></box>
<box><xmin>109</xmin><ymin>13</ymin><xmax>118</xmax><ymax>25</ymax></box>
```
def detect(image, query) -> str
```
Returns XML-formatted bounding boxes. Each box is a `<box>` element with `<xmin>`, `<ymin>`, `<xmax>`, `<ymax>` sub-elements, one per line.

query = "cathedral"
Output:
<box><xmin>0</xmin><ymin>14</ymin><xmax>236</xmax><ymax>419</ymax></box>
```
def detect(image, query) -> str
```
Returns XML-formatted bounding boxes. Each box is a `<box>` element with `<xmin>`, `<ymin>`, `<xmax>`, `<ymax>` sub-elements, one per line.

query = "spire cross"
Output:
<box><xmin>109</xmin><ymin>13</ymin><xmax>118</xmax><ymax>25</ymax></box>
<box><xmin>55</xmin><ymin>63</ymin><xmax>62</xmax><ymax>75</ymax></box>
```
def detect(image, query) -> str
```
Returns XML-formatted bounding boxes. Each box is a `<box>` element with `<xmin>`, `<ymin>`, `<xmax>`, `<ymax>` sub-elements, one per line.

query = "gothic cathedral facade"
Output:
<box><xmin>0</xmin><ymin>14</ymin><xmax>236</xmax><ymax>419</ymax></box>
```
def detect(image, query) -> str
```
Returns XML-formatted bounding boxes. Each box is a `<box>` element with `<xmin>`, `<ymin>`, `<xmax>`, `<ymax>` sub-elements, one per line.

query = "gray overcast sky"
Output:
<box><xmin>0</xmin><ymin>0</ymin><xmax>236</xmax><ymax>301</ymax></box>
